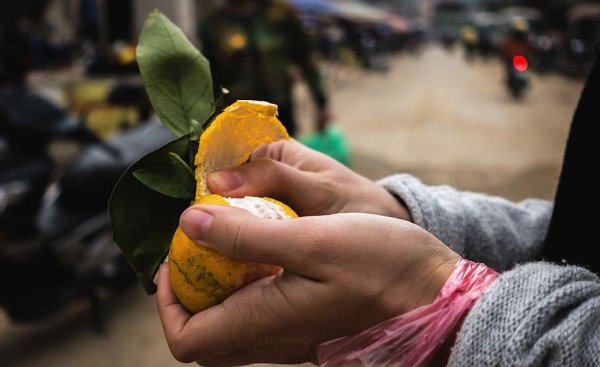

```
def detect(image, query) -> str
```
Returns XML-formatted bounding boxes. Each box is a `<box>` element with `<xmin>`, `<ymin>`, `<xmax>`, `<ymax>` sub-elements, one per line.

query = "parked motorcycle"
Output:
<box><xmin>0</xmin><ymin>87</ymin><xmax>173</xmax><ymax>330</ymax></box>
<box><xmin>531</xmin><ymin>34</ymin><xmax>559</xmax><ymax>74</ymax></box>
<box><xmin>561</xmin><ymin>38</ymin><xmax>595</xmax><ymax>78</ymax></box>
<box><xmin>506</xmin><ymin>55</ymin><xmax>530</xmax><ymax>100</ymax></box>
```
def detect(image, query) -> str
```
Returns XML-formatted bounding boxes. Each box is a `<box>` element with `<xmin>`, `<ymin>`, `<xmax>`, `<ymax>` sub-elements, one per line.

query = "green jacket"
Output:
<box><xmin>199</xmin><ymin>0</ymin><xmax>327</xmax><ymax>108</ymax></box>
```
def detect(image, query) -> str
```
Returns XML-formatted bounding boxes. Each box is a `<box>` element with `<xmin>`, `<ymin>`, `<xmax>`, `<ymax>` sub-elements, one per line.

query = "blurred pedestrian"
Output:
<box><xmin>199</xmin><ymin>0</ymin><xmax>330</xmax><ymax>136</ymax></box>
<box><xmin>461</xmin><ymin>24</ymin><xmax>478</xmax><ymax>62</ymax></box>
<box><xmin>317</xmin><ymin>17</ymin><xmax>344</xmax><ymax>63</ymax></box>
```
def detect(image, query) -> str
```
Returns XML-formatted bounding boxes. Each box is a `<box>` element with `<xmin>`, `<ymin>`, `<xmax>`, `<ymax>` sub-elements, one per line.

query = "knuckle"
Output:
<box><xmin>252</xmin><ymin>141</ymin><xmax>284</xmax><ymax>161</ymax></box>
<box><xmin>253</xmin><ymin>155</ymin><xmax>273</xmax><ymax>169</ymax></box>
<box><xmin>265</xmin><ymin>140</ymin><xmax>286</xmax><ymax>161</ymax></box>
<box><xmin>168</xmin><ymin>337</ymin><xmax>195</xmax><ymax>363</ymax></box>
<box><xmin>224</xmin><ymin>219</ymin><xmax>249</xmax><ymax>260</ymax></box>
<box><xmin>260</xmin><ymin>156</ymin><xmax>282</xmax><ymax>175</ymax></box>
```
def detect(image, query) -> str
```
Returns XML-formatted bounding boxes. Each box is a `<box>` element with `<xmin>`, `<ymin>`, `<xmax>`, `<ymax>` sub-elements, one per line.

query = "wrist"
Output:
<box><xmin>417</xmin><ymin>257</ymin><xmax>459</xmax><ymax>308</ymax></box>
<box><xmin>318</xmin><ymin>260</ymin><xmax>499</xmax><ymax>367</ymax></box>
<box><xmin>381</xmin><ymin>189</ymin><xmax>413</xmax><ymax>222</ymax></box>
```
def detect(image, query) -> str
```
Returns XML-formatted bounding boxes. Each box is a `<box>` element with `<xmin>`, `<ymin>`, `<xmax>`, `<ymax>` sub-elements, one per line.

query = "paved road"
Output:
<box><xmin>0</xmin><ymin>46</ymin><xmax>584</xmax><ymax>367</ymax></box>
<box><xmin>302</xmin><ymin>46</ymin><xmax>582</xmax><ymax>201</ymax></box>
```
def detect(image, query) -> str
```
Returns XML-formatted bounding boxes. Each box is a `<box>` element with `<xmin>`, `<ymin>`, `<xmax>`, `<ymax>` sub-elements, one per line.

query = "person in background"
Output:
<box><xmin>199</xmin><ymin>0</ymin><xmax>329</xmax><ymax>137</ymax></box>
<box><xmin>500</xmin><ymin>17</ymin><xmax>532</xmax><ymax>64</ymax></box>
<box><xmin>461</xmin><ymin>24</ymin><xmax>479</xmax><ymax>62</ymax></box>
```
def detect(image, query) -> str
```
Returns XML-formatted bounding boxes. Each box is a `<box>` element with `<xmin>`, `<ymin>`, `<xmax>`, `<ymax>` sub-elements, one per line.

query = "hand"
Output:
<box><xmin>206</xmin><ymin>139</ymin><xmax>411</xmax><ymax>220</ymax></box>
<box><xmin>157</xmin><ymin>205</ymin><xmax>460</xmax><ymax>365</ymax></box>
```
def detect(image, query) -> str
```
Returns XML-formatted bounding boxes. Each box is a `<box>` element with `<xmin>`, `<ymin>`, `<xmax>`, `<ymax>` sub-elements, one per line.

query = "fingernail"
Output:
<box><xmin>181</xmin><ymin>209</ymin><xmax>214</xmax><ymax>241</ymax></box>
<box><xmin>208</xmin><ymin>171</ymin><xmax>243</xmax><ymax>192</ymax></box>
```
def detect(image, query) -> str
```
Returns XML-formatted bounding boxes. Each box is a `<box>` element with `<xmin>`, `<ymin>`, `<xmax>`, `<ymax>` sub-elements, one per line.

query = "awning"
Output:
<box><xmin>288</xmin><ymin>0</ymin><xmax>391</xmax><ymax>26</ymax></box>
<box><xmin>331</xmin><ymin>0</ymin><xmax>388</xmax><ymax>23</ymax></box>
<box><xmin>499</xmin><ymin>6</ymin><xmax>542</xmax><ymax>22</ymax></box>
<box><xmin>388</xmin><ymin>14</ymin><xmax>410</xmax><ymax>33</ymax></box>
<box><xmin>288</xmin><ymin>0</ymin><xmax>339</xmax><ymax>15</ymax></box>
<box><xmin>569</xmin><ymin>3</ymin><xmax>600</xmax><ymax>21</ymax></box>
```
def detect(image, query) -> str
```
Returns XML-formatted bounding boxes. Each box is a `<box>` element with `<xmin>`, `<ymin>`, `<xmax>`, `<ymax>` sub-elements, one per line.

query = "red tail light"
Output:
<box><xmin>513</xmin><ymin>55</ymin><xmax>528</xmax><ymax>72</ymax></box>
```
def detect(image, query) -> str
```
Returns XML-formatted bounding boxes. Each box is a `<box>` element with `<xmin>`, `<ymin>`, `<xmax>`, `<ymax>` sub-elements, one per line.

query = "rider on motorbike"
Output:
<box><xmin>500</xmin><ymin>18</ymin><xmax>532</xmax><ymax>99</ymax></box>
<box><xmin>500</xmin><ymin>17</ymin><xmax>532</xmax><ymax>66</ymax></box>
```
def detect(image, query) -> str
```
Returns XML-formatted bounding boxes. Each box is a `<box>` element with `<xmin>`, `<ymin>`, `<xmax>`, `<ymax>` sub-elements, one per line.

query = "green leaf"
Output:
<box><xmin>169</xmin><ymin>152</ymin><xmax>195</xmax><ymax>180</ymax></box>
<box><xmin>169</xmin><ymin>152</ymin><xmax>196</xmax><ymax>198</ymax></box>
<box><xmin>109</xmin><ymin>134</ymin><xmax>191</xmax><ymax>294</ymax></box>
<box><xmin>133</xmin><ymin>167</ymin><xmax>193</xmax><ymax>200</ymax></box>
<box><xmin>189</xmin><ymin>119</ymin><xmax>204</xmax><ymax>138</ymax></box>
<box><xmin>137</xmin><ymin>10</ymin><xmax>215</xmax><ymax>140</ymax></box>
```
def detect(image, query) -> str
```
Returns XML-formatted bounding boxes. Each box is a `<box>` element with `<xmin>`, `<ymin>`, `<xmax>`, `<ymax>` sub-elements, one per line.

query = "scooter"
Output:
<box><xmin>0</xmin><ymin>87</ymin><xmax>173</xmax><ymax>330</ymax></box>
<box><xmin>506</xmin><ymin>55</ymin><xmax>529</xmax><ymax>100</ymax></box>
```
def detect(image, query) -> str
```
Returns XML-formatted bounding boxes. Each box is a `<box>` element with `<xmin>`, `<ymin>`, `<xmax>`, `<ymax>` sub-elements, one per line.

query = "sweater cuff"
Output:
<box><xmin>379</xmin><ymin>174</ymin><xmax>469</xmax><ymax>257</ymax></box>
<box><xmin>378</xmin><ymin>174</ymin><xmax>428</xmax><ymax>228</ymax></box>
<box><xmin>448</xmin><ymin>263</ymin><xmax>600</xmax><ymax>366</ymax></box>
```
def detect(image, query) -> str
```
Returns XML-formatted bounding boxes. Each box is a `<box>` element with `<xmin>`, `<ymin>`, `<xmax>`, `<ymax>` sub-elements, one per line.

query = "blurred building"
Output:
<box><xmin>40</xmin><ymin>0</ymin><xmax>222</xmax><ymax>46</ymax></box>
<box><xmin>370</xmin><ymin>0</ymin><xmax>434</xmax><ymax>19</ymax></box>
<box><xmin>133</xmin><ymin>0</ymin><xmax>199</xmax><ymax>41</ymax></box>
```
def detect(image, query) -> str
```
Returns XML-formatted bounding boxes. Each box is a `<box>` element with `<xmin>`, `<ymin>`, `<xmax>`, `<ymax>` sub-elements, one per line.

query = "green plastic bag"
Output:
<box><xmin>300</xmin><ymin>125</ymin><xmax>351</xmax><ymax>166</ymax></box>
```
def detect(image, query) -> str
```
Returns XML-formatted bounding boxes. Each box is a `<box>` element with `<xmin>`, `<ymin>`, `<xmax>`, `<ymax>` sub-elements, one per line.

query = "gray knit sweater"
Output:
<box><xmin>380</xmin><ymin>174</ymin><xmax>600</xmax><ymax>366</ymax></box>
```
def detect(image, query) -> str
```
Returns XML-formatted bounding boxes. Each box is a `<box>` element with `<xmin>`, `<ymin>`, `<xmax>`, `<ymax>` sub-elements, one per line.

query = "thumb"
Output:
<box><xmin>179</xmin><ymin>204</ymin><xmax>322</xmax><ymax>276</ymax></box>
<box><xmin>206</xmin><ymin>158</ymin><xmax>316</xmax><ymax>212</ymax></box>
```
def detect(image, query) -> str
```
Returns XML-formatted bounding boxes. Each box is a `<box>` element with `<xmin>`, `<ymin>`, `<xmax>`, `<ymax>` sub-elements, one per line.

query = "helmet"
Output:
<box><xmin>510</xmin><ymin>17</ymin><xmax>530</xmax><ymax>33</ymax></box>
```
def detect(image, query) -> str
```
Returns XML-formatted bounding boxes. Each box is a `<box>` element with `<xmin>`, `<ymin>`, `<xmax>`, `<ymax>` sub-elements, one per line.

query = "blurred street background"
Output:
<box><xmin>1</xmin><ymin>0</ymin><xmax>597</xmax><ymax>366</ymax></box>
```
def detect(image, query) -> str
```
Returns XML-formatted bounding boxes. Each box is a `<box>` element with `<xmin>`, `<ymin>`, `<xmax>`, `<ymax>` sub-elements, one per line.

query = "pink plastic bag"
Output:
<box><xmin>317</xmin><ymin>260</ymin><xmax>499</xmax><ymax>367</ymax></box>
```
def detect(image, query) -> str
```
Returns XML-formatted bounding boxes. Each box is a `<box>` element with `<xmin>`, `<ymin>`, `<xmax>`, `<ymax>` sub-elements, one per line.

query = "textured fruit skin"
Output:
<box><xmin>169</xmin><ymin>101</ymin><xmax>296</xmax><ymax>313</ymax></box>
<box><xmin>169</xmin><ymin>195</ymin><xmax>242</xmax><ymax>312</ymax></box>
<box><xmin>169</xmin><ymin>194</ymin><xmax>296</xmax><ymax>313</ymax></box>
<box><xmin>169</xmin><ymin>226</ymin><xmax>247</xmax><ymax>313</ymax></box>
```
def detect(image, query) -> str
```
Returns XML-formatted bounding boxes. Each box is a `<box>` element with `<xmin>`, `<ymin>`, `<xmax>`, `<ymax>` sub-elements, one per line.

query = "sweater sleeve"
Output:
<box><xmin>379</xmin><ymin>174</ymin><xmax>553</xmax><ymax>271</ymax></box>
<box><xmin>448</xmin><ymin>263</ymin><xmax>600</xmax><ymax>366</ymax></box>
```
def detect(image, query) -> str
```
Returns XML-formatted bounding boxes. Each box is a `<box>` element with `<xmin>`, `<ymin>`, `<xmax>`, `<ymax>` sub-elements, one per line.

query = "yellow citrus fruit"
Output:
<box><xmin>168</xmin><ymin>101</ymin><xmax>297</xmax><ymax>313</ymax></box>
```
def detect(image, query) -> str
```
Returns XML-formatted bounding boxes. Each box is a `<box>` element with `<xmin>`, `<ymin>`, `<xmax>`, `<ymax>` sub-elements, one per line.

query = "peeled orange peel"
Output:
<box><xmin>168</xmin><ymin>101</ymin><xmax>298</xmax><ymax>313</ymax></box>
<box><xmin>195</xmin><ymin>100</ymin><xmax>288</xmax><ymax>198</ymax></box>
